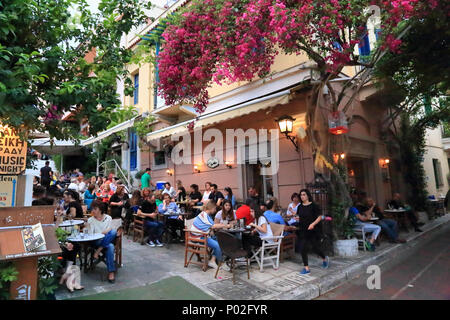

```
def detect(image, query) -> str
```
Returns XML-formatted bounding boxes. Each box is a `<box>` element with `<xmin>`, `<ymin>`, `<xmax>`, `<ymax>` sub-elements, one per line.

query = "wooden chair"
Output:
<box><xmin>132</xmin><ymin>214</ymin><xmax>145</xmax><ymax>245</ymax></box>
<box><xmin>280</xmin><ymin>230</ymin><xmax>296</xmax><ymax>262</ymax></box>
<box><xmin>215</xmin><ymin>231</ymin><xmax>250</xmax><ymax>284</ymax></box>
<box><xmin>184</xmin><ymin>218</ymin><xmax>210</xmax><ymax>272</ymax></box>
<box><xmin>249</xmin><ymin>223</ymin><xmax>284</xmax><ymax>272</ymax></box>
<box><xmin>88</xmin><ymin>219</ymin><xmax>123</xmax><ymax>280</ymax></box>
<box><xmin>111</xmin><ymin>219</ymin><xmax>123</xmax><ymax>268</ymax></box>
<box><xmin>124</xmin><ymin>206</ymin><xmax>139</xmax><ymax>236</ymax></box>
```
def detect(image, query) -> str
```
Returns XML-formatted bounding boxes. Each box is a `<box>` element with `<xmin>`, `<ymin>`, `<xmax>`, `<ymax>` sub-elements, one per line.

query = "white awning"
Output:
<box><xmin>80</xmin><ymin>116</ymin><xmax>137</xmax><ymax>146</ymax></box>
<box><xmin>146</xmin><ymin>90</ymin><xmax>292</xmax><ymax>141</ymax></box>
<box><xmin>31</xmin><ymin>138</ymin><xmax>83</xmax><ymax>156</ymax></box>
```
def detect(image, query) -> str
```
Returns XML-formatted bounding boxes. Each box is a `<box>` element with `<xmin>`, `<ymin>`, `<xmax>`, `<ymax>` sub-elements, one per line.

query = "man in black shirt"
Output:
<box><xmin>40</xmin><ymin>161</ymin><xmax>52</xmax><ymax>191</ymax></box>
<box><xmin>208</xmin><ymin>184</ymin><xmax>224</xmax><ymax>206</ymax></box>
<box><xmin>32</xmin><ymin>185</ymin><xmax>55</xmax><ymax>206</ymax></box>
<box><xmin>54</xmin><ymin>175</ymin><xmax>66</xmax><ymax>196</ymax></box>
<box><xmin>189</xmin><ymin>184</ymin><xmax>202</xmax><ymax>204</ymax></box>
<box><xmin>188</xmin><ymin>184</ymin><xmax>203</xmax><ymax>218</ymax></box>
<box><xmin>245</xmin><ymin>186</ymin><xmax>262</xmax><ymax>208</ymax></box>
<box><xmin>388</xmin><ymin>193</ymin><xmax>423</xmax><ymax>232</ymax></box>
<box><xmin>357</xmin><ymin>197</ymin><xmax>406</xmax><ymax>243</ymax></box>
<box><xmin>137</xmin><ymin>195</ymin><xmax>164</xmax><ymax>247</ymax></box>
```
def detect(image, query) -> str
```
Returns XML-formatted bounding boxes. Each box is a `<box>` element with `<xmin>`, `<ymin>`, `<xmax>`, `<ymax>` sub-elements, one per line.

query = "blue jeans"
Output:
<box><xmin>355</xmin><ymin>221</ymin><xmax>381</xmax><ymax>241</ymax></box>
<box><xmin>94</xmin><ymin>229</ymin><xmax>116</xmax><ymax>272</ymax></box>
<box><xmin>202</xmin><ymin>236</ymin><xmax>222</xmax><ymax>262</ymax></box>
<box><xmin>378</xmin><ymin>219</ymin><xmax>398</xmax><ymax>241</ymax></box>
<box><xmin>144</xmin><ymin>220</ymin><xmax>164</xmax><ymax>242</ymax></box>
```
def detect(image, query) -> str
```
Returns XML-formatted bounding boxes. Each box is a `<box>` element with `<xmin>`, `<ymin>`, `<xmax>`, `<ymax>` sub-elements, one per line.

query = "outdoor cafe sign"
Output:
<box><xmin>0</xmin><ymin>125</ymin><xmax>27</xmax><ymax>175</ymax></box>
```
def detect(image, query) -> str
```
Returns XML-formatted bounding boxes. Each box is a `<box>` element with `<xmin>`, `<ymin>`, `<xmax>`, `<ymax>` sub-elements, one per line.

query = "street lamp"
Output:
<box><xmin>276</xmin><ymin>115</ymin><xmax>298</xmax><ymax>151</ymax></box>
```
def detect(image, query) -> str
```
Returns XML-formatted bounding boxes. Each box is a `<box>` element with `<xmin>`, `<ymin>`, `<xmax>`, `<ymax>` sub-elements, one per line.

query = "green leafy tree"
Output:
<box><xmin>375</xmin><ymin>10</ymin><xmax>450</xmax><ymax>210</ymax></box>
<box><xmin>0</xmin><ymin>0</ymin><xmax>152</xmax><ymax>141</ymax></box>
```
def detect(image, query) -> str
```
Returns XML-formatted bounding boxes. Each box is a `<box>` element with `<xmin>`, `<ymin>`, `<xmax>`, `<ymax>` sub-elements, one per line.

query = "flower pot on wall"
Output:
<box><xmin>334</xmin><ymin>238</ymin><xmax>358</xmax><ymax>257</ymax></box>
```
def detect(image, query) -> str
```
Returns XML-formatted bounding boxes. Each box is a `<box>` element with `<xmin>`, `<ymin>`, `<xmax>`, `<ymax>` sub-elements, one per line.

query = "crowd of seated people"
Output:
<box><xmin>33</xmin><ymin>169</ymin><xmax>436</xmax><ymax>286</ymax></box>
<box><xmin>349</xmin><ymin>190</ymin><xmax>426</xmax><ymax>252</ymax></box>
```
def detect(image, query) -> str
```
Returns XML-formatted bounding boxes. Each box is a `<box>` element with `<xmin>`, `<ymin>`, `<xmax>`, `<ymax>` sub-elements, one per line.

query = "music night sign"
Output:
<box><xmin>0</xmin><ymin>125</ymin><xmax>27</xmax><ymax>175</ymax></box>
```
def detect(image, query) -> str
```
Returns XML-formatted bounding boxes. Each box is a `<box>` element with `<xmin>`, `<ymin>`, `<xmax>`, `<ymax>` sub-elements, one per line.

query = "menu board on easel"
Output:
<box><xmin>21</xmin><ymin>223</ymin><xmax>46</xmax><ymax>253</ymax></box>
<box><xmin>0</xmin><ymin>207</ymin><xmax>61</xmax><ymax>300</ymax></box>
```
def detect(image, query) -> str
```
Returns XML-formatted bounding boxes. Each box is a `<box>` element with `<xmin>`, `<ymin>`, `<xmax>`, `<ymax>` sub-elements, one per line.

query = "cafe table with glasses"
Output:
<box><xmin>58</xmin><ymin>219</ymin><xmax>85</xmax><ymax>228</ymax></box>
<box><xmin>384</xmin><ymin>207</ymin><xmax>408</xmax><ymax>230</ymax></box>
<box><xmin>67</xmin><ymin>228</ymin><xmax>105</xmax><ymax>273</ymax></box>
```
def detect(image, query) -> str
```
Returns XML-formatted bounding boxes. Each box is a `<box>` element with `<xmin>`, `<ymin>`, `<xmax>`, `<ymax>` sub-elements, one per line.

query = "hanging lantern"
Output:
<box><xmin>328</xmin><ymin>111</ymin><xmax>349</xmax><ymax>135</ymax></box>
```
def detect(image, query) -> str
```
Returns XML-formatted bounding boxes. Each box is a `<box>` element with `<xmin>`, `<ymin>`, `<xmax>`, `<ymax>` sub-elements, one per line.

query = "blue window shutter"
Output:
<box><xmin>358</xmin><ymin>26</ymin><xmax>371</xmax><ymax>57</ymax></box>
<box><xmin>134</xmin><ymin>74</ymin><xmax>139</xmax><ymax>105</ymax></box>
<box><xmin>130</xmin><ymin>130</ymin><xmax>137</xmax><ymax>171</ymax></box>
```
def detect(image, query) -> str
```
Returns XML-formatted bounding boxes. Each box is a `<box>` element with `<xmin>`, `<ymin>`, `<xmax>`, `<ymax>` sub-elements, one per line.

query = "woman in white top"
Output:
<box><xmin>201</xmin><ymin>182</ymin><xmax>212</xmax><ymax>203</ymax></box>
<box><xmin>286</xmin><ymin>192</ymin><xmax>301</xmax><ymax>225</ymax></box>
<box><xmin>214</xmin><ymin>200</ymin><xmax>237</xmax><ymax>225</ymax></box>
<box><xmin>242</xmin><ymin>206</ymin><xmax>273</xmax><ymax>256</ymax></box>
<box><xmin>86</xmin><ymin>200</ymin><xmax>117</xmax><ymax>283</ymax></box>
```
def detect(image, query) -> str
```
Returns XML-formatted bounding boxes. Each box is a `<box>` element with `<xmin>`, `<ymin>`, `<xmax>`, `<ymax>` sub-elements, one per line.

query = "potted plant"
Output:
<box><xmin>0</xmin><ymin>262</ymin><xmax>18</xmax><ymax>300</ymax></box>
<box><xmin>330</xmin><ymin>198</ymin><xmax>358</xmax><ymax>257</ymax></box>
<box><xmin>326</xmin><ymin>163</ymin><xmax>359</xmax><ymax>257</ymax></box>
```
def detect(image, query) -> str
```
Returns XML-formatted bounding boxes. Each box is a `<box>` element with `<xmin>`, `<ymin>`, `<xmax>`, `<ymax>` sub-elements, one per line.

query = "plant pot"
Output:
<box><xmin>334</xmin><ymin>238</ymin><xmax>358</xmax><ymax>257</ymax></box>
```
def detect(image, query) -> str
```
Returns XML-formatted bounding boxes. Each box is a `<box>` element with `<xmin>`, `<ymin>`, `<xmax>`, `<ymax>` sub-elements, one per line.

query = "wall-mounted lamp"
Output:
<box><xmin>166</xmin><ymin>169</ymin><xmax>173</xmax><ymax>176</ymax></box>
<box><xmin>333</xmin><ymin>153</ymin><xmax>346</xmax><ymax>164</ymax></box>
<box><xmin>225</xmin><ymin>161</ymin><xmax>233</xmax><ymax>169</ymax></box>
<box><xmin>194</xmin><ymin>165</ymin><xmax>201</xmax><ymax>173</ymax></box>
<box><xmin>349</xmin><ymin>169</ymin><xmax>355</xmax><ymax>177</ymax></box>
<box><xmin>276</xmin><ymin>115</ymin><xmax>299</xmax><ymax>152</ymax></box>
<box><xmin>379</xmin><ymin>158</ymin><xmax>390</xmax><ymax>169</ymax></box>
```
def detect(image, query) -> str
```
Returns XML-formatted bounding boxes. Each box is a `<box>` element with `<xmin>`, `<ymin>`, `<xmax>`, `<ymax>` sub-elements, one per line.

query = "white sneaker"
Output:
<box><xmin>155</xmin><ymin>240</ymin><xmax>164</xmax><ymax>247</ymax></box>
<box><xmin>146</xmin><ymin>241</ymin><xmax>156</xmax><ymax>247</ymax></box>
<box><xmin>208</xmin><ymin>260</ymin><xmax>218</xmax><ymax>269</ymax></box>
<box><xmin>221</xmin><ymin>264</ymin><xmax>230</xmax><ymax>272</ymax></box>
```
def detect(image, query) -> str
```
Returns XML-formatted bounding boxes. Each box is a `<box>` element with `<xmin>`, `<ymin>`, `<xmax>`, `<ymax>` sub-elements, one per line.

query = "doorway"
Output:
<box><xmin>244</xmin><ymin>162</ymin><xmax>274</xmax><ymax>202</ymax></box>
<box><xmin>347</xmin><ymin>156</ymin><xmax>375</xmax><ymax>196</ymax></box>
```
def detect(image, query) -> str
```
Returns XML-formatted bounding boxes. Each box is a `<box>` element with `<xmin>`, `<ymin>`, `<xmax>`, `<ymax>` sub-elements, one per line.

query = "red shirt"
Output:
<box><xmin>235</xmin><ymin>205</ymin><xmax>254</xmax><ymax>225</ymax></box>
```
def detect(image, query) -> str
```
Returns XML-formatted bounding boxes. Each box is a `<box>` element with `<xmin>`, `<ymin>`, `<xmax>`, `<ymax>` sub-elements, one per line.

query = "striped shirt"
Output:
<box><xmin>191</xmin><ymin>211</ymin><xmax>214</xmax><ymax>237</ymax></box>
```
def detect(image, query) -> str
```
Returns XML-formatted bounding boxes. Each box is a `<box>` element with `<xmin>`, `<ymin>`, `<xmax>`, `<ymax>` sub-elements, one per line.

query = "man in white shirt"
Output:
<box><xmin>77</xmin><ymin>175</ymin><xmax>87</xmax><ymax>199</ymax></box>
<box><xmin>68</xmin><ymin>178</ymin><xmax>79</xmax><ymax>193</ymax></box>
<box><xmin>201</xmin><ymin>182</ymin><xmax>212</xmax><ymax>203</ymax></box>
<box><xmin>162</xmin><ymin>182</ymin><xmax>177</xmax><ymax>198</ymax></box>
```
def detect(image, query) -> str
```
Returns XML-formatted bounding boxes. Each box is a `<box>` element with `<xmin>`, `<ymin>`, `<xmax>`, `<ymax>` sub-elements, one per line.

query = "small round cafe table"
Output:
<box><xmin>67</xmin><ymin>233</ymin><xmax>105</xmax><ymax>273</ymax></box>
<box><xmin>384</xmin><ymin>209</ymin><xmax>408</xmax><ymax>231</ymax></box>
<box><xmin>59</xmin><ymin>219</ymin><xmax>84</xmax><ymax>228</ymax></box>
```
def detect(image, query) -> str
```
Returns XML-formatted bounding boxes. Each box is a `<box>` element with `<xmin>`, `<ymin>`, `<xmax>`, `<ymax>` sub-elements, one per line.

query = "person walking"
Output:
<box><xmin>40</xmin><ymin>161</ymin><xmax>52</xmax><ymax>191</ymax></box>
<box><xmin>141</xmin><ymin>168</ymin><xmax>155</xmax><ymax>190</ymax></box>
<box><xmin>295</xmin><ymin>189</ymin><xmax>329</xmax><ymax>275</ymax></box>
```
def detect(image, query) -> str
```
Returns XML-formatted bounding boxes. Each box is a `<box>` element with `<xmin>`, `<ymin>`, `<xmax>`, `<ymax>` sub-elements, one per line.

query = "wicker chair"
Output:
<box><xmin>215</xmin><ymin>231</ymin><xmax>250</xmax><ymax>284</ymax></box>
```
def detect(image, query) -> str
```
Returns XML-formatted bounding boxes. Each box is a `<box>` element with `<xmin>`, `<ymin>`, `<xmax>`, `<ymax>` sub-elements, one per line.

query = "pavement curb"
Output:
<box><xmin>284</xmin><ymin>214</ymin><xmax>450</xmax><ymax>300</ymax></box>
